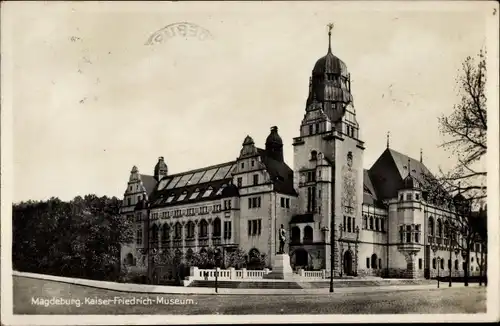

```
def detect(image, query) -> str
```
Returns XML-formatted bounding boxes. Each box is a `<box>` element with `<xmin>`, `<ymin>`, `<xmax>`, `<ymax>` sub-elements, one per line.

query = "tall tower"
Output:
<box><xmin>292</xmin><ymin>25</ymin><xmax>365</xmax><ymax>273</ymax></box>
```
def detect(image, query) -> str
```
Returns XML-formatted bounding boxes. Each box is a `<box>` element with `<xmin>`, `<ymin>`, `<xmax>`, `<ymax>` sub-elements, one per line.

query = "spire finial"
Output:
<box><xmin>327</xmin><ymin>23</ymin><xmax>334</xmax><ymax>53</ymax></box>
<box><xmin>407</xmin><ymin>158</ymin><xmax>411</xmax><ymax>177</ymax></box>
<box><xmin>420</xmin><ymin>148</ymin><xmax>423</xmax><ymax>163</ymax></box>
<box><xmin>386</xmin><ymin>131</ymin><xmax>390</xmax><ymax>148</ymax></box>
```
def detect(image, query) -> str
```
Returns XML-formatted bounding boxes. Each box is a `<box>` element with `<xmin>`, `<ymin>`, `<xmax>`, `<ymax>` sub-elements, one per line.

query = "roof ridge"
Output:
<box><xmin>388</xmin><ymin>148</ymin><xmax>421</xmax><ymax>165</ymax></box>
<box><xmin>166</xmin><ymin>161</ymin><xmax>236</xmax><ymax>178</ymax></box>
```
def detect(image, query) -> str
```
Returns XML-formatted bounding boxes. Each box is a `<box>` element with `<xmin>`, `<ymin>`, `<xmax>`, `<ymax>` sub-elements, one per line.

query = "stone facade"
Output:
<box><xmin>119</xmin><ymin>30</ymin><xmax>487</xmax><ymax>280</ymax></box>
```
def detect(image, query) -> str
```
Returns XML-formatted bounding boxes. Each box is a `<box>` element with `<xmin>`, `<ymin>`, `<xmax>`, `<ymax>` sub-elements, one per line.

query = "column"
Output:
<box><xmin>194</xmin><ymin>220</ymin><xmax>199</xmax><ymax>251</ymax></box>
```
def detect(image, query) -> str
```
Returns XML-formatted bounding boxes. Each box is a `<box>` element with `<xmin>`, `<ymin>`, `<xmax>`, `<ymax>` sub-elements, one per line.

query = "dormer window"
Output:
<box><xmin>189</xmin><ymin>188</ymin><xmax>200</xmax><ymax>200</ymax></box>
<box><xmin>216</xmin><ymin>184</ymin><xmax>227</xmax><ymax>196</ymax></box>
<box><xmin>166</xmin><ymin>193</ymin><xmax>175</xmax><ymax>203</ymax></box>
<box><xmin>311</xmin><ymin>150</ymin><xmax>318</xmax><ymax>161</ymax></box>
<box><xmin>202</xmin><ymin>186</ymin><xmax>214</xmax><ymax>198</ymax></box>
<box><xmin>178</xmin><ymin>191</ymin><xmax>188</xmax><ymax>201</ymax></box>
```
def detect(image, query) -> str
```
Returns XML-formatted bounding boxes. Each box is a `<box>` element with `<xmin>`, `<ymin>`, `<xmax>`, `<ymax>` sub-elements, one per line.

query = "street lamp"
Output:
<box><xmin>355</xmin><ymin>226</ymin><xmax>360</xmax><ymax>276</ymax></box>
<box><xmin>214</xmin><ymin>246</ymin><xmax>222</xmax><ymax>294</ymax></box>
<box><xmin>339</xmin><ymin>224</ymin><xmax>343</xmax><ymax>278</ymax></box>
<box><xmin>329</xmin><ymin>214</ymin><xmax>335</xmax><ymax>293</ymax></box>
<box><xmin>432</xmin><ymin>244</ymin><xmax>439</xmax><ymax>288</ymax></box>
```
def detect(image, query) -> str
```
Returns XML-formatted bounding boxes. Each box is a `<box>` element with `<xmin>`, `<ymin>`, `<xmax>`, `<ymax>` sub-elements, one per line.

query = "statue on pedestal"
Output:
<box><xmin>278</xmin><ymin>224</ymin><xmax>286</xmax><ymax>254</ymax></box>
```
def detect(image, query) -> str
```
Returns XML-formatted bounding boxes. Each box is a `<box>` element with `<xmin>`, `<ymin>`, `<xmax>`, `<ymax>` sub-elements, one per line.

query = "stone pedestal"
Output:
<box><xmin>263</xmin><ymin>254</ymin><xmax>295</xmax><ymax>279</ymax></box>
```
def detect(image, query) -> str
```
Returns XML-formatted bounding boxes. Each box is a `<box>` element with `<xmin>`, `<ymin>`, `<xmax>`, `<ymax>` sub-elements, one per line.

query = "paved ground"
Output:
<box><xmin>13</xmin><ymin>276</ymin><xmax>486</xmax><ymax>314</ymax></box>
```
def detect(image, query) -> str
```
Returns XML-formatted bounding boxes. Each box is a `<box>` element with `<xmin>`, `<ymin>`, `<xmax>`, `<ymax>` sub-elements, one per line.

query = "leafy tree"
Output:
<box><xmin>12</xmin><ymin>195</ymin><xmax>134</xmax><ymax>281</ymax></box>
<box><xmin>225</xmin><ymin>248</ymin><xmax>247</xmax><ymax>269</ymax></box>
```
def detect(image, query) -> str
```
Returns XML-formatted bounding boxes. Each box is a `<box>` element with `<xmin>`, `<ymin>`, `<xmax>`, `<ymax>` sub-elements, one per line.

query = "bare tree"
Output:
<box><xmin>437</xmin><ymin>50</ymin><xmax>487</xmax><ymax>201</ymax></box>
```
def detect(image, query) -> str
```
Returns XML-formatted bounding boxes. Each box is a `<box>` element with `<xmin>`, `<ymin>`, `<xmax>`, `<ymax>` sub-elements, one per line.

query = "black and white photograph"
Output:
<box><xmin>1</xmin><ymin>1</ymin><xmax>499</xmax><ymax>324</ymax></box>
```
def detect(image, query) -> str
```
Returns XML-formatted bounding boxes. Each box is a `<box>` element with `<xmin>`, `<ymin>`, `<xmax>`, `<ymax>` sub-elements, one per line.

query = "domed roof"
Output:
<box><xmin>313</xmin><ymin>51</ymin><xmax>349</xmax><ymax>78</ymax></box>
<box><xmin>154</xmin><ymin>156</ymin><xmax>168</xmax><ymax>176</ymax></box>
<box><xmin>265</xmin><ymin>126</ymin><xmax>283</xmax><ymax>146</ymax></box>
<box><xmin>242</xmin><ymin>135</ymin><xmax>255</xmax><ymax>146</ymax></box>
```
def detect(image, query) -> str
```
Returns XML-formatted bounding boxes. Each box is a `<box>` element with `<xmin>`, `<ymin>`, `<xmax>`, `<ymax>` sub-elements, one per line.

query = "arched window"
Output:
<box><xmin>213</xmin><ymin>218</ymin><xmax>221</xmax><ymax>237</ymax></box>
<box><xmin>249</xmin><ymin>248</ymin><xmax>260</xmax><ymax>259</ymax></box>
<box><xmin>199</xmin><ymin>219</ymin><xmax>208</xmax><ymax>238</ymax></box>
<box><xmin>369</xmin><ymin>216</ymin><xmax>374</xmax><ymax>230</ymax></box>
<box><xmin>174</xmin><ymin>222</ymin><xmax>182</xmax><ymax>239</ymax></box>
<box><xmin>428</xmin><ymin>217</ymin><xmax>434</xmax><ymax>236</ymax></box>
<box><xmin>371</xmin><ymin>254</ymin><xmax>378</xmax><ymax>269</ymax></box>
<box><xmin>303</xmin><ymin>226</ymin><xmax>313</xmax><ymax>243</ymax></box>
<box><xmin>440</xmin><ymin>258</ymin><xmax>444</xmax><ymax>270</ymax></box>
<box><xmin>455</xmin><ymin>259</ymin><xmax>459</xmax><ymax>270</ymax></box>
<box><xmin>162</xmin><ymin>224</ymin><xmax>170</xmax><ymax>243</ymax></box>
<box><xmin>444</xmin><ymin>220</ymin><xmax>450</xmax><ymax>238</ymax></box>
<box><xmin>151</xmin><ymin>224</ymin><xmax>159</xmax><ymax>244</ymax></box>
<box><xmin>186</xmin><ymin>221</ymin><xmax>195</xmax><ymax>239</ymax></box>
<box><xmin>311</xmin><ymin>150</ymin><xmax>318</xmax><ymax>161</ymax></box>
<box><xmin>291</xmin><ymin>226</ymin><xmax>301</xmax><ymax>243</ymax></box>
<box><xmin>432</xmin><ymin>258</ymin><xmax>436</xmax><ymax>269</ymax></box>
<box><xmin>126</xmin><ymin>253</ymin><xmax>134</xmax><ymax>266</ymax></box>
<box><xmin>437</xmin><ymin>219</ymin><xmax>443</xmax><ymax>238</ymax></box>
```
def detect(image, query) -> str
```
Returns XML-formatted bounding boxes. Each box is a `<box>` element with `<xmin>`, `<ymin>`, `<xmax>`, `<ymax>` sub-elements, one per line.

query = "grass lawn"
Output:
<box><xmin>13</xmin><ymin>276</ymin><xmax>486</xmax><ymax>315</ymax></box>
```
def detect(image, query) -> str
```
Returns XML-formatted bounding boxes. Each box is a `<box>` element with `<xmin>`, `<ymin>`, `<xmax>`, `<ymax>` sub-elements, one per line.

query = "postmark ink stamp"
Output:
<box><xmin>145</xmin><ymin>22</ymin><xmax>213</xmax><ymax>46</ymax></box>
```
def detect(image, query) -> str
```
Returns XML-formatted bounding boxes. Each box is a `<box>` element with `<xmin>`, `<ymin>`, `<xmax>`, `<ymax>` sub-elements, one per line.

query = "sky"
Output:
<box><xmin>3</xmin><ymin>1</ymin><xmax>497</xmax><ymax>203</ymax></box>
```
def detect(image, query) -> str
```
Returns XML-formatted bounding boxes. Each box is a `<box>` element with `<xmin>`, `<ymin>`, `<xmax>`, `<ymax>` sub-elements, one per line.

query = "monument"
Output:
<box><xmin>264</xmin><ymin>224</ymin><xmax>296</xmax><ymax>279</ymax></box>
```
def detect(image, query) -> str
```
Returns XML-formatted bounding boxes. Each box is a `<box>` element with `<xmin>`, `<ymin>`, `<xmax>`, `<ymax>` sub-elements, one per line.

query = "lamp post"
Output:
<box><xmin>339</xmin><ymin>224</ymin><xmax>343</xmax><ymax>278</ymax></box>
<box><xmin>355</xmin><ymin>226</ymin><xmax>360</xmax><ymax>276</ymax></box>
<box><xmin>329</xmin><ymin>214</ymin><xmax>335</xmax><ymax>293</ymax></box>
<box><xmin>214</xmin><ymin>246</ymin><xmax>220</xmax><ymax>294</ymax></box>
<box><xmin>431</xmin><ymin>244</ymin><xmax>439</xmax><ymax>288</ymax></box>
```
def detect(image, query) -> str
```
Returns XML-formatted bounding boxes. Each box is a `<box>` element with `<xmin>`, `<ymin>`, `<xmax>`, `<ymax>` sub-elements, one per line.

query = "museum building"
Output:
<box><xmin>119</xmin><ymin>30</ymin><xmax>486</xmax><ymax>279</ymax></box>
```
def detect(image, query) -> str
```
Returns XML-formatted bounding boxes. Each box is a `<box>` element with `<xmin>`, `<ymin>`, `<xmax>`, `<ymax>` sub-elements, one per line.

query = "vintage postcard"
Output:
<box><xmin>1</xmin><ymin>1</ymin><xmax>499</xmax><ymax>325</ymax></box>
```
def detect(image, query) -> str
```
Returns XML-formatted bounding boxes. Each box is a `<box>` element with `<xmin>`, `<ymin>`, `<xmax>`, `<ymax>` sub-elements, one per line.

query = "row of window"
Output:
<box><xmin>399</xmin><ymin>192</ymin><xmax>421</xmax><ymax>201</ymax></box>
<box><xmin>399</xmin><ymin>224</ymin><xmax>421</xmax><ymax>243</ymax></box>
<box><xmin>148</xmin><ymin>203</ymin><xmax>229</xmax><ymax>220</ymax></box>
<box><xmin>432</xmin><ymin>258</ymin><xmax>480</xmax><ymax>271</ymax></box>
<box><xmin>366</xmin><ymin>254</ymin><xmax>382</xmax><ymax>269</ymax></box>
<box><xmin>291</xmin><ymin>225</ymin><xmax>314</xmax><ymax>243</ymax></box>
<box><xmin>362</xmin><ymin>215</ymin><xmax>385</xmax><ymax>232</ymax></box>
<box><xmin>342</xmin><ymin>216</ymin><xmax>357</xmax><ymax>233</ymax></box>
<box><xmin>280</xmin><ymin>197</ymin><xmax>291</xmax><ymax>209</ymax></box>
<box><xmin>345</xmin><ymin>124</ymin><xmax>356</xmax><ymax>138</ymax></box>
<box><xmin>248</xmin><ymin>219</ymin><xmax>262</xmax><ymax>236</ymax></box>
<box><xmin>248</xmin><ymin>196</ymin><xmax>262</xmax><ymax>209</ymax></box>
<box><xmin>139</xmin><ymin>219</ymin><xmax>232</xmax><ymax>245</ymax></box>
<box><xmin>236</xmin><ymin>174</ymin><xmax>259</xmax><ymax>188</ymax></box>
<box><xmin>307</xmin><ymin>186</ymin><xmax>317</xmax><ymax>213</ymax></box>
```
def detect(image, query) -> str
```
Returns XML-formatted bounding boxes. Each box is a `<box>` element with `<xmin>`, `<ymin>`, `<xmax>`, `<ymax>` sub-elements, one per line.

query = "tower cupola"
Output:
<box><xmin>265</xmin><ymin>126</ymin><xmax>284</xmax><ymax>162</ymax></box>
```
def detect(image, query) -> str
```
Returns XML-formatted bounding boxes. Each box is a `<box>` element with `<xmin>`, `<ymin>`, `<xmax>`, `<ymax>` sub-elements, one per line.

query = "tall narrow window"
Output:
<box><xmin>237</xmin><ymin>177</ymin><xmax>242</xmax><ymax>187</ymax></box>
<box><xmin>253</xmin><ymin>174</ymin><xmax>259</xmax><ymax>185</ymax></box>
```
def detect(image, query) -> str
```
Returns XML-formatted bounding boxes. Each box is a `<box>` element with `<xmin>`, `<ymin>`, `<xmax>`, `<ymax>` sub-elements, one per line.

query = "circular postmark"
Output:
<box><xmin>145</xmin><ymin>22</ymin><xmax>213</xmax><ymax>45</ymax></box>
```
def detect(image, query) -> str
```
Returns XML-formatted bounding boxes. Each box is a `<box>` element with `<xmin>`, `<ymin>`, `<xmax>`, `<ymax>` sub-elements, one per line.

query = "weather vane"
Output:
<box><xmin>327</xmin><ymin>23</ymin><xmax>334</xmax><ymax>52</ymax></box>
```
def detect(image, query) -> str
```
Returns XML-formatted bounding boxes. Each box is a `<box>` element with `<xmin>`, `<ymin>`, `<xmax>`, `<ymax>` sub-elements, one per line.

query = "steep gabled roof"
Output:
<box><xmin>140</xmin><ymin>174</ymin><xmax>158</xmax><ymax>197</ymax></box>
<box><xmin>368</xmin><ymin>148</ymin><xmax>434</xmax><ymax>201</ymax></box>
<box><xmin>363</xmin><ymin>169</ymin><xmax>381</xmax><ymax>207</ymax></box>
<box><xmin>257</xmin><ymin>148</ymin><xmax>297</xmax><ymax>196</ymax></box>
